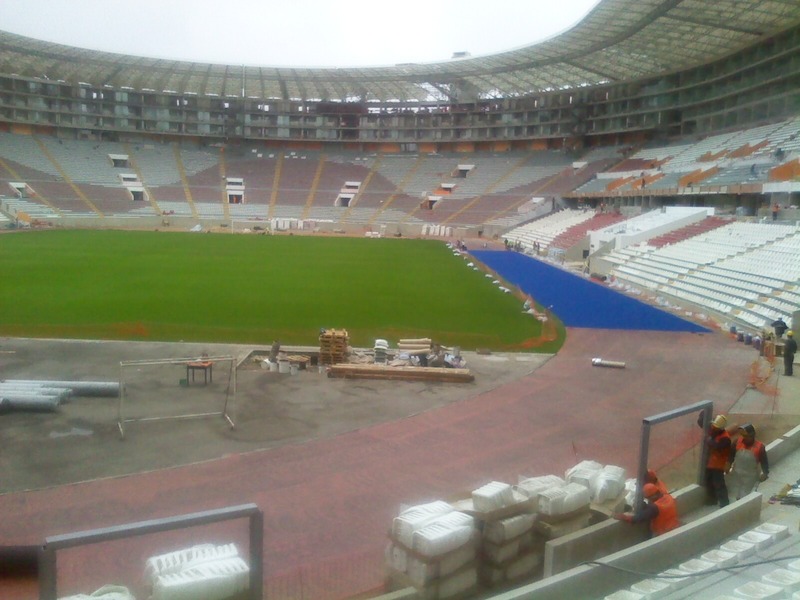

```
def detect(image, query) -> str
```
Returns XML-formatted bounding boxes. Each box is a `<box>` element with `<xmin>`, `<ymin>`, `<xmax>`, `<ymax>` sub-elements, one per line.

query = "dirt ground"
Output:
<box><xmin>0</xmin><ymin>337</ymin><xmax>551</xmax><ymax>493</ymax></box>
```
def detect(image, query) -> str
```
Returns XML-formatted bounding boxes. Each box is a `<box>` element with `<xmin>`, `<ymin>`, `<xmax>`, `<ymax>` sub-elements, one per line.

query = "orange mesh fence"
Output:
<box><xmin>749</xmin><ymin>357</ymin><xmax>779</xmax><ymax>398</ymax></box>
<box><xmin>265</xmin><ymin>548</ymin><xmax>385</xmax><ymax>600</ymax></box>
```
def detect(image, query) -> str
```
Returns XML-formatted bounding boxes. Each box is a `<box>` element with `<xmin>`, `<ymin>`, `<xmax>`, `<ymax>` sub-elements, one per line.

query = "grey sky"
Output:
<box><xmin>0</xmin><ymin>0</ymin><xmax>600</xmax><ymax>68</ymax></box>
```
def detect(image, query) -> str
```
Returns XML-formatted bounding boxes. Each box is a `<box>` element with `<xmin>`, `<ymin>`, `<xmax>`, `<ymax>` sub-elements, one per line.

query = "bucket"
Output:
<box><xmin>278</xmin><ymin>360</ymin><xmax>290</xmax><ymax>374</ymax></box>
<box><xmin>268</xmin><ymin>360</ymin><xmax>278</xmax><ymax>372</ymax></box>
<box><xmin>290</xmin><ymin>364</ymin><xmax>299</xmax><ymax>376</ymax></box>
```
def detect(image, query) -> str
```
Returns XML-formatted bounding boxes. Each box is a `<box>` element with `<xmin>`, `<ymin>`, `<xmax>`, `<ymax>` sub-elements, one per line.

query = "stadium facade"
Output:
<box><xmin>1</xmin><ymin>0</ymin><xmax>798</xmax><ymax>152</ymax></box>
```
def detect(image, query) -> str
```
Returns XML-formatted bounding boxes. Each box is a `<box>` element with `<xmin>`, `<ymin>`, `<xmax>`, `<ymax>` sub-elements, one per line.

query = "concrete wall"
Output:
<box><xmin>19</xmin><ymin>216</ymin><xmax>460</xmax><ymax>240</ymax></box>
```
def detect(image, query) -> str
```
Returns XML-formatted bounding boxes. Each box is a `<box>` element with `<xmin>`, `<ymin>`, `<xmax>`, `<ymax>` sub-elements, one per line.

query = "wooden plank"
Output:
<box><xmin>285</xmin><ymin>355</ymin><xmax>310</xmax><ymax>364</ymax></box>
<box><xmin>328</xmin><ymin>364</ymin><xmax>474</xmax><ymax>383</ymax></box>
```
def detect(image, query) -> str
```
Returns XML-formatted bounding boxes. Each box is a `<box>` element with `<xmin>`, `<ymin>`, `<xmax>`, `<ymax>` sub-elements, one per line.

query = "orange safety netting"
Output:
<box><xmin>749</xmin><ymin>357</ymin><xmax>779</xmax><ymax>398</ymax></box>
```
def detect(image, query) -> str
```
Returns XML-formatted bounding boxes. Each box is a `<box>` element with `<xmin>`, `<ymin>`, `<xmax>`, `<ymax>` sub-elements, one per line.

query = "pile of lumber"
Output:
<box><xmin>397</xmin><ymin>337</ymin><xmax>432</xmax><ymax>356</ymax></box>
<box><xmin>327</xmin><ymin>364</ymin><xmax>473</xmax><ymax>383</ymax></box>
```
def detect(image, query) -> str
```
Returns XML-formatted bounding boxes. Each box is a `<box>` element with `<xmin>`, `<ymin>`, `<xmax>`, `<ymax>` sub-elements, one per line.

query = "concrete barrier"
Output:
<box><xmin>766</xmin><ymin>423</ymin><xmax>800</xmax><ymax>464</ymax></box>
<box><xmin>485</xmin><ymin>492</ymin><xmax>762</xmax><ymax>600</ymax></box>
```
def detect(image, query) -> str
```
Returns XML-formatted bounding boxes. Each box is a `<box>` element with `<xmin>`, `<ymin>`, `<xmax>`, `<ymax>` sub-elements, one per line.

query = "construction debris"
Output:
<box><xmin>328</xmin><ymin>364</ymin><xmax>473</xmax><ymax>383</ymax></box>
<box><xmin>319</xmin><ymin>329</ymin><xmax>349</xmax><ymax>365</ymax></box>
<box><xmin>591</xmin><ymin>358</ymin><xmax>626</xmax><ymax>369</ymax></box>
<box><xmin>0</xmin><ymin>379</ymin><xmax>119</xmax><ymax>413</ymax></box>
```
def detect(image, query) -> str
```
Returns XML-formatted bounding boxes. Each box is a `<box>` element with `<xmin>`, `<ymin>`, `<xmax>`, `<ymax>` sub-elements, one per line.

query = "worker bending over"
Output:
<box><xmin>614</xmin><ymin>483</ymin><xmax>680</xmax><ymax>538</ymax></box>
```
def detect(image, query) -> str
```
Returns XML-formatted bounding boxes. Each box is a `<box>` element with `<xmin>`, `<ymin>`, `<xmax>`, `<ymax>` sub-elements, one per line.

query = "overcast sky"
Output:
<box><xmin>0</xmin><ymin>0</ymin><xmax>600</xmax><ymax>68</ymax></box>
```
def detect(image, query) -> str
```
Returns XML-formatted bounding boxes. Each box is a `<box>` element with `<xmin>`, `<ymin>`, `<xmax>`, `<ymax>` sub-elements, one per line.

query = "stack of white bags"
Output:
<box><xmin>145</xmin><ymin>543</ymin><xmax>249</xmax><ymax>600</ymax></box>
<box><xmin>387</xmin><ymin>500</ymin><xmax>479</xmax><ymax>596</ymax></box>
<box><xmin>59</xmin><ymin>585</ymin><xmax>136</xmax><ymax>600</ymax></box>
<box><xmin>517</xmin><ymin>460</ymin><xmax>627</xmax><ymax>516</ymax></box>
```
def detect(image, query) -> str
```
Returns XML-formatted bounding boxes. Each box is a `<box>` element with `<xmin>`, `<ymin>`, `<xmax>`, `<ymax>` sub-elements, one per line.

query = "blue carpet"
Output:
<box><xmin>471</xmin><ymin>250</ymin><xmax>709</xmax><ymax>333</ymax></box>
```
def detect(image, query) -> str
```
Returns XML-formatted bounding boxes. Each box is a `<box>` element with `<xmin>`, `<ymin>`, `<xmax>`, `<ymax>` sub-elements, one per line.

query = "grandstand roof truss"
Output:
<box><xmin>1</xmin><ymin>0</ymin><xmax>798</xmax><ymax>103</ymax></box>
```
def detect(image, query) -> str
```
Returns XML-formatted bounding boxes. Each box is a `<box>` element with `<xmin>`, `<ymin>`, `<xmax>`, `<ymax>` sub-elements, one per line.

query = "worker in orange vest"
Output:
<box><xmin>728</xmin><ymin>423</ymin><xmax>769</xmax><ymax>500</ymax></box>
<box><xmin>645</xmin><ymin>469</ymin><xmax>669</xmax><ymax>495</ymax></box>
<box><xmin>699</xmin><ymin>413</ymin><xmax>731</xmax><ymax>507</ymax></box>
<box><xmin>614</xmin><ymin>483</ymin><xmax>680</xmax><ymax>537</ymax></box>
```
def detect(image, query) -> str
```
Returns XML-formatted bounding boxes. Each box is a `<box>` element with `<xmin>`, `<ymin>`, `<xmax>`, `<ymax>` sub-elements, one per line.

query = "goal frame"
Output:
<box><xmin>117</xmin><ymin>355</ymin><xmax>236</xmax><ymax>439</ymax></box>
<box><xmin>633</xmin><ymin>399</ymin><xmax>712</xmax><ymax>516</ymax></box>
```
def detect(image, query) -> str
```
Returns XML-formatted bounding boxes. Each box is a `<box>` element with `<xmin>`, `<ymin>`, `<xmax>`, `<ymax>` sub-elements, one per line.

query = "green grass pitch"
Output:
<box><xmin>0</xmin><ymin>230</ymin><xmax>563</xmax><ymax>351</ymax></box>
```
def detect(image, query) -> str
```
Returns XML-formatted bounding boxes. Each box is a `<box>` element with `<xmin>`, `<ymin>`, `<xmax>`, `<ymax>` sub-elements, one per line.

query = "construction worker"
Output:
<box><xmin>645</xmin><ymin>469</ymin><xmax>669</xmax><ymax>495</ymax></box>
<box><xmin>699</xmin><ymin>413</ymin><xmax>731</xmax><ymax>507</ymax></box>
<box><xmin>728</xmin><ymin>424</ymin><xmax>769</xmax><ymax>500</ymax></box>
<box><xmin>614</xmin><ymin>483</ymin><xmax>680</xmax><ymax>537</ymax></box>
<box><xmin>784</xmin><ymin>330</ymin><xmax>797</xmax><ymax>376</ymax></box>
<box><xmin>772</xmin><ymin>317</ymin><xmax>788</xmax><ymax>338</ymax></box>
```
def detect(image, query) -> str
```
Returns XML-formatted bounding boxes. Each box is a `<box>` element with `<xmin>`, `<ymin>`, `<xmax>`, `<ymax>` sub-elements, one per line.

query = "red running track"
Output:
<box><xmin>0</xmin><ymin>328</ymin><xmax>754</xmax><ymax>599</ymax></box>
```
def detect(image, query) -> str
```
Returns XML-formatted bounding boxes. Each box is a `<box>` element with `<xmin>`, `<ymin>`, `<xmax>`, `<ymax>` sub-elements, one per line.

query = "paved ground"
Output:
<box><xmin>0</xmin><ymin>241</ymin><xmax>796</xmax><ymax>600</ymax></box>
<box><xmin>0</xmin><ymin>337</ymin><xmax>549</xmax><ymax>493</ymax></box>
<box><xmin>2</xmin><ymin>328</ymin><xmax>777</xmax><ymax>600</ymax></box>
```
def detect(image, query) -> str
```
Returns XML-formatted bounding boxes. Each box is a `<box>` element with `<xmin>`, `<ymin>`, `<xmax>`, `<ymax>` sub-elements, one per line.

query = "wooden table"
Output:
<box><xmin>186</xmin><ymin>360</ymin><xmax>213</xmax><ymax>384</ymax></box>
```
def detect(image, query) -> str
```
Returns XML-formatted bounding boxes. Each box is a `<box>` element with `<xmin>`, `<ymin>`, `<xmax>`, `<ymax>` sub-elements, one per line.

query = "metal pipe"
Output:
<box><xmin>1</xmin><ymin>395</ymin><xmax>60</xmax><ymax>412</ymax></box>
<box><xmin>1</xmin><ymin>380</ymin><xmax>119</xmax><ymax>397</ymax></box>
<box><xmin>591</xmin><ymin>358</ymin><xmax>626</xmax><ymax>368</ymax></box>
<box><xmin>0</xmin><ymin>390</ymin><xmax>71</xmax><ymax>401</ymax></box>
<box><xmin>0</xmin><ymin>385</ymin><xmax>73</xmax><ymax>397</ymax></box>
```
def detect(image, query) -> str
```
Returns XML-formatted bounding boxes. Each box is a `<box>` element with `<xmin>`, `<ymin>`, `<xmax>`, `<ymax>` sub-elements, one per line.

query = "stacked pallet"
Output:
<box><xmin>480</xmin><ymin>513</ymin><xmax>543</xmax><ymax>587</ymax></box>
<box><xmin>386</xmin><ymin>501</ymin><xmax>480</xmax><ymax>600</ymax></box>
<box><xmin>533</xmin><ymin>483</ymin><xmax>593</xmax><ymax>540</ymax></box>
<box><xmin>319</xmin><ymin>329</ymin><xmax>349</xmax><ymax>365</ymax></box>
<box><xmin>452</xmin><ymin>482</ymin><xmax>543</xmax><ymax>589</ymax></box>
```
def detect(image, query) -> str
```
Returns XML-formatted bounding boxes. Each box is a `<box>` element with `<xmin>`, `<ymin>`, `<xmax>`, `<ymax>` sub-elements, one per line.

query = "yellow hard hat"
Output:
<box><xmin>788</xmin><ymin>330</ymin><xmax>794</xmax><ymax>337</ymax></box>
<box><xmin>712</xmin><ymin>415</ymin><xmax>727</xmax><ymax>429</ymax></box>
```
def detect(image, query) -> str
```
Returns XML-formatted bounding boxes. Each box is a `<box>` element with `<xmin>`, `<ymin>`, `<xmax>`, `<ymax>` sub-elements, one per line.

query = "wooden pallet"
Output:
<box><xmin>327</xmin><ymin>363</ymin><xmax>474</xmax><ymax>383</ymax></box>
<box><xmin>285</xmin><ymin>355</ymin><xmax>311</xmax><ymax>368</ymax></box>
<box><xmin>319</xmin><ymin>329</ymin><xmax>349</xmax><ymax>365</ymax></box>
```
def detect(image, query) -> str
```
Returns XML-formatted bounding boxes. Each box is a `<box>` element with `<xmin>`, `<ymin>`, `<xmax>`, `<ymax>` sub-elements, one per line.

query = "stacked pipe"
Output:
<box><xmin>398</xmin><ymin>338</ymin><xmax>432</xmax><ymax>355</ymax></box>
<box><xmin>0</xmin><ymin>380</ymin><xmax>119</xmax><ymax>413</ymax></box>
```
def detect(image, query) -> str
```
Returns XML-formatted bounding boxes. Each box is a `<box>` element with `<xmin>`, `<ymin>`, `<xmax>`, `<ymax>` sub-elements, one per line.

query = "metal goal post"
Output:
<box><xmin>118</xmin><ymin>355</ymin><xmax>236</xmax><ymax>439</ymax></box>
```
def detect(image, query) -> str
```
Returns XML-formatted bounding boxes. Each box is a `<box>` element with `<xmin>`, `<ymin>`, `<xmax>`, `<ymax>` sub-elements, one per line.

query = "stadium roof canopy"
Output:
<box><xmin>2</xmin><ymin>0</ymin><xmax>799</xmax><ymax>103</ymax></box>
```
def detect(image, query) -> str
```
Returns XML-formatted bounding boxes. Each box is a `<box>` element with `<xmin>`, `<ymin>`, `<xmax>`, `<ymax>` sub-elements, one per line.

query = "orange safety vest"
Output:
<box><xmin>651</xmin><ymin>493</ymin><xmax>680</xmax><ymax>536</ymax></box>
<box><xmin>735</xmin><ymin>438</ymin><xmax>765</xmax><ymax>458</ymax></box>
<box><xmin>707</xmin><ymin>430</ymin><xmax>731</xmax><ymax>470</ymax></box>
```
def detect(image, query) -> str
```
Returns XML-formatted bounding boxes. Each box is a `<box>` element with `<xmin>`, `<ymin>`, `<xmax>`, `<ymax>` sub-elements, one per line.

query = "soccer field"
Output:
<box><xmin>0</xmin><ymin>230</ymin><xmax>562</xmax><ymax>351</ymax></box>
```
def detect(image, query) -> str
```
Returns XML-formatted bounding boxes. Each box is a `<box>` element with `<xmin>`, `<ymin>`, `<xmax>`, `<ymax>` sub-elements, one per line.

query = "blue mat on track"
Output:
<box><xmin>471</xmin><ymin>250</ymin><xmax>709</xmax><ymax>333</ymax></box>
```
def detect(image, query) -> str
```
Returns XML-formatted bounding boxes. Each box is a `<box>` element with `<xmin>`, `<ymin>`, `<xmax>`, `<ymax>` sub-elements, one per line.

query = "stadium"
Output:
<box><xmin>1</xmin><ymin>0</ymin><xmax>800</xmax><ymax>598</ymax></box>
